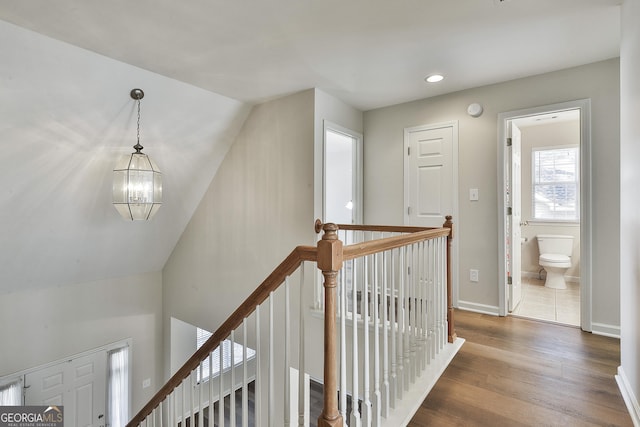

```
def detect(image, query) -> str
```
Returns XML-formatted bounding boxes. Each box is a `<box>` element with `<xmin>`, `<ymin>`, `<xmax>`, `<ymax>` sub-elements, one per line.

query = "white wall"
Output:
<box><xmin>170</xmin><ymin>317</ymin><xmax>197</xmax><ymax>376</ymax></box>
<box><xmin>0</xmin><ymin>272</ymin><xmax>163</xmax><ymax>414</ymax></box>
<box><xmin>0</xmin><ymin>19</ymin><xmax>249</xmax><ymax>294</ymax></box>
<box><xmin>520</xmin><ymin>121</ymin><xmax>581</xmax><ymax>278</ymax></box>
<box><xmin>364</xmin><ymin>59</ymin><xmax>620</xmax><ymax>328</ymax></box>
<box><xmin>162</xmin><ymin>89</ymin><xmax>319</xmax><ymax>425</ymax></box>
<box><xmin>619</xmin><ymin>0</ymin><xmax>640</xmax><ymax>421</ymax></box>
<box><xmin>162</xmin><ymin>88</ymin><xmax>363</xmax><ymax>397</ymax></box>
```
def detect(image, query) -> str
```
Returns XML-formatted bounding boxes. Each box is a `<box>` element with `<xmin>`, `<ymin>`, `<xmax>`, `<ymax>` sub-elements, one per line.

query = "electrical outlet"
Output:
<box><xmin>470</xmin><ymin>269</ymin><xmax>479</xmax><ymax>282</ymax></box>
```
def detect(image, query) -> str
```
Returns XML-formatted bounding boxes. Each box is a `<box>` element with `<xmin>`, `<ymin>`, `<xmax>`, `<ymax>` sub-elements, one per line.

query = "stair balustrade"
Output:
<box><xmin>127</xmin><ymin>217</ymin><xmax>459</xmax><ymax>427</ymax></box>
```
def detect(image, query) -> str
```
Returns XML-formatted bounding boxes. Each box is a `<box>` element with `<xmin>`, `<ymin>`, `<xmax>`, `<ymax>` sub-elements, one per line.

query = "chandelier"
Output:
<box><xmin>113</xmin><ymin>89</ymin><xmax>162</xmax><ymax>221</ymax></box>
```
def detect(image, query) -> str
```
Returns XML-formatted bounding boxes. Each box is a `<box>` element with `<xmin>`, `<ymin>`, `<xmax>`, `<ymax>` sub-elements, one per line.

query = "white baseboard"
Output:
<box><xmin>457</xmin><ymin>300</ymin><xmax>500</xmax><ymax>316</ymax></box>
<box><xmin>592</xmin><ymin>322</ymin><xmax>621</xmax><ymax>339</ymax></box>
<box><xmin>522</xmin><ymin>270</ymin><xmax>580</xmax><ymax>283</ymax></box>
<box><xmin>616</xmin><ymin>366</ymin><xmax>640</xmax><ymax>427</ymax></box>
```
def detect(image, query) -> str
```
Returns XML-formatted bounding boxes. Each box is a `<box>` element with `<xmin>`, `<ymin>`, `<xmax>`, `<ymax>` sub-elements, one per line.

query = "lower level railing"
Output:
<box><xmin>127</xmin><ymin>218</ymin><xmax>457</xmax><ymax>427</ymax></box>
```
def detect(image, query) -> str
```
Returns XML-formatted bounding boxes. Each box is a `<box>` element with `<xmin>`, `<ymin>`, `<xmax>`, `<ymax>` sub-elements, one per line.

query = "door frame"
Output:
<box><xmin>403</xmin><ymin>120</ymin><xmax>459</xmax><ymax>307</ymax></box>
<box><xmin>497</xmin><ymin>99</ymin><xmax>592</xmax><ymax>331</ymax></box>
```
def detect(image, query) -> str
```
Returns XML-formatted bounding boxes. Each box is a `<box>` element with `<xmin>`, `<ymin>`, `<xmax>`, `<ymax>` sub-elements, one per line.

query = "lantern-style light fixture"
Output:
<box><xmin>113</xmin><ymin>89</ymin><xmax>162</xmax><ymax>220</ymax></box>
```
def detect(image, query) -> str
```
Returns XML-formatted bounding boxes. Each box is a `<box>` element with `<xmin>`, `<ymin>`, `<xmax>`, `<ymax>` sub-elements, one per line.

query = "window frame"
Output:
<box><xmin>531</xmin><ymin>144</ymin><xmax>580</xmax><ymax>223</ymax></box>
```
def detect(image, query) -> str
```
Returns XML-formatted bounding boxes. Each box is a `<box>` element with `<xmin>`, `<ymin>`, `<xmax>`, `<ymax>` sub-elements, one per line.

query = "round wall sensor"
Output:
<box><xmin>467</xmin><ymin>103</ymin><xmax>484</xmax><ymax>118</ymax></box>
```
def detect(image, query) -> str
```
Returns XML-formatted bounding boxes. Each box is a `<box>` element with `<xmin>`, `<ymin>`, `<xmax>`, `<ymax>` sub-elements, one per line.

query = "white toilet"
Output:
<box><xmin>537</xmin><ymin>234</ymin><xmax>574</xmax><ymax>289</ymax></box>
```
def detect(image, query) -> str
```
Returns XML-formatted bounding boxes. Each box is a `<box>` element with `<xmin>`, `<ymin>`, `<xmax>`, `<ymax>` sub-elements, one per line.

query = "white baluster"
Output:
<box><xmin>441</xmin><ymin>236</ymin><xmax>447</xmax><ymax>349</ymax></box>
<box><xmin>298</xmin><ymin>264</ymin><xmax>306</xmax><ymax>427</ymax></box>
<box><xmin>351</xmin><ymin>257</ymin><xmax>362</xmax><ymax>427</ymax></box>
<box><xmin>373</xmin><ymin>253</ymin><xmax>381</xmax><ymax>426</ymax></box>
<box><xmin>209</xmin><ymin>351</ymin><xmax>214</xmax><ymax>426</ymax></box>
<box><xmin>198</xmin><ymin>363</ymin><xmax>203</xmax><ymax>427</ymax></box>
<box><xmin>390</xmin><ymin>248</ymin><xmax>398</xmax><ymax>407</ymax></box>
<box><xmin>255</xmin><ymin>305</ymin><xmax>261</xmax><ymax>427</ymax></box>
<box><xmin>381</xmin><ymin>251</ymin><xmax>390</xmax><ymax>418</ymax></box>
<box><xmin>168</xmin><ymin>393</ymin><xmax>172</xmax><ymax>427</ymax></box>
<box><xmin>159</xmin><ymin>401</ymin><xmax>163</xmax><ymax>427</ymax></box>
<box><xmin>402</xmin><ymin>245</ymin><xmax>411</xmax><ymax>391</ymax></box>
<box><xmin>219</xmin><ymin>340</ymin><xmax>224</xmax><ymax>427</ymax></box>
<box><xmin>269</xmin><ymin>292</ymin><xmax>275</xmax><ymax>427</ymax></box>
<box><xmin>243</xmin><ymin>319</ymin><xmax>249</xmax><ymax>427</ymax></box>
<box><xmin>361</xmin><ymin>255</ymin><xmax>372</xmax><ymax>426</ymax></box>
<box><xmin>190</xmin><ymin>371</ymin><xmax>195</xmax><ymax>427</ymax></box>
<box><xmin>428</xmin><ymin>240</ymin><xmax>434</xmax><ymax>363</ymax></box>
<box><xmin>230</xmin><ymin>330</ymin><xmax>236</xmax><ymax>426</ymax></box>
<box><xmin>437</xmin><ymin>237</ymin><xmax>443</xmax><ymax>351</ymax></box>
<box><xmin>433</xmin><ymin>237</ymin><xmax>438</xmax><ymax>355</ymax></box>
<box><xmin>410</xmin><ymin>244</ymin><xmax>418</xmax><ymax>383</ymax></box>
<box><xmin>420</xmin><ymin>241</ymin><xmax>427</xmax><ymax>369</ymax></box>
<box><xmin>417</xmin><ymin>241</ymin><xmax>425</xmax><ymax>375</ymax></box>
<box><xmin>340</xmin><ymin>260</ymin><xmax>348</xmax><ymax>424</ymax></box>
<box><xmin>285</xmin><ymin>278</ymin><xmax>291</xmax><ymax>427</ymax></box>
<box><xmin>181</xmin><ymin>379</ymin><xmax>186</xmax><ymax>427</ymax></box>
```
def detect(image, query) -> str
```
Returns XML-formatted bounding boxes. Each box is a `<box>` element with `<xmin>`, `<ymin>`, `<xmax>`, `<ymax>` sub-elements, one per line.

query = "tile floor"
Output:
<box><xmin>511</xmin><ymin>276</ymin><xmax>580</xmax><ymax>326</ymax></box>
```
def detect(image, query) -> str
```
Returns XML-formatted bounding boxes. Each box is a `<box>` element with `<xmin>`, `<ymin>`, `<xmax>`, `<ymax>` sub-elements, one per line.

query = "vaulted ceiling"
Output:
<box><xmin>0</xmin><ymin>0</ymin><xmax>621</xmax><ymax>293</ymax></box>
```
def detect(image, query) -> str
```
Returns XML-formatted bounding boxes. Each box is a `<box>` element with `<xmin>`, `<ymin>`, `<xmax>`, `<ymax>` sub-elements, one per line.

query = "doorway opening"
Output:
<box><xmin>323</xmin><ymin>122</ymin><xmax>363</xmax><ymax>224</ymax></box>
<box><xmin>498</xmin><ymin>100</ymin><xmax>591</xmax><ymax>330</ymax></box>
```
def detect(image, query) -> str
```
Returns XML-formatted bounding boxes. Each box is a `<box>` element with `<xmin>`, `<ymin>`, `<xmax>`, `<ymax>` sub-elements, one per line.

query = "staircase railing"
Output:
<box><xmin>127</xmin><ymin>217</ymin><xmax>456</xmax><ymax>427</ymax></box>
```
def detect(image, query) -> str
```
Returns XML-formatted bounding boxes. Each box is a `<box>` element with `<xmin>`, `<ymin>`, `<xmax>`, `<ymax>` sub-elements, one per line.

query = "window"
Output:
<box><xmin>532</xmin><ymin>146</ymin><xmax>579</xmax><ymax>221</ymax></box>
<box><xmin>196</xmin><ymin>328</ymin><xmax>256</xmax><ymax>382</ymax></box>
<box><xmin>107</xmin><ymin>346</ymin><xmax>129</xmax><ymax>427</ymax></box>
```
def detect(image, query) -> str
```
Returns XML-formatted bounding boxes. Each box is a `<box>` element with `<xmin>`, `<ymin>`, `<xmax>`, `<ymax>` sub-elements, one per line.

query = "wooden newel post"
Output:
<box><xmin>444</xmin><ymin>215</ymin><xmax>457</xmax><ymax>343</ymax></box>
<box><xmin>317</xmin><ymin>223</ymin><xmax>344</xmax><ymax>427</ymax></box>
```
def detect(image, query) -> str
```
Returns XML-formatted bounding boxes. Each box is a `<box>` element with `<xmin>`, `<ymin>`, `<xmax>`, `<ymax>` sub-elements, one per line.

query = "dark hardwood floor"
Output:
<box><xmin>409</xmin><ymin>310</ymin><xmax>632</xmax><ymax>426</ymax></box>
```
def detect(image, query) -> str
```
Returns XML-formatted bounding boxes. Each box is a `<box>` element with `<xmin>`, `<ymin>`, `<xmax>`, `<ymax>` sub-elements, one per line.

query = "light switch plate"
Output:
<box><xmin>470</xmin><ymin>188</ymin><xmax>479</xmax><ymax>201</ymax></box>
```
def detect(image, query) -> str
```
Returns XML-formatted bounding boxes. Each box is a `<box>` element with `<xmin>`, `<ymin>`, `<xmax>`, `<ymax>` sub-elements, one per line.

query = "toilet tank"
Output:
<box><xmin>537</xmin><ymin>234</ymin><xmax>574</xmax><ymax>256</ymax></box>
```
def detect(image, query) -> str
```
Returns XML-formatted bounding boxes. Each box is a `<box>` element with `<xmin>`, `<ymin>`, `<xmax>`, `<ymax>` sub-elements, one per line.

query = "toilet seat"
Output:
<box><xmin>539</xmin><ymin>253</ymin><xmax>571</xmax><ymax>268</ymax></box>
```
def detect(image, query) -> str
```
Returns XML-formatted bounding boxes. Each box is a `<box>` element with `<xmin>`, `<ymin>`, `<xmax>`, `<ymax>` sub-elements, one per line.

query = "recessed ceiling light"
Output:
<box><xmin>425</xmin><ymin>74</ymin><xmax>444</xmax><ymax>83</ymax></box>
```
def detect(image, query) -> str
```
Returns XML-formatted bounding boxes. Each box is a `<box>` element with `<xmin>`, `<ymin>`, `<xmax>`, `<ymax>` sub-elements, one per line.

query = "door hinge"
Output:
<box><xmin>507</xmin><ymin>207</ymin><xmax>512</xmax><ymax>215</ymax></box>
<box><xmin>408</xmin><ymin>146</ymin><xmax>411</xmax><ymax>156</ymax></box>
<box><xmin>506</xmin><ymin>137</ymin><xmax>512</xmax><ymax>147</ymax></box>
<box><xmin>407</xmin><ymin>206</ymin><xmax>412</xmax><ymax>215</ymax></box>
<box><xmin>507</xmin><ymin>276</ymin><xmax>513</xmax><ymax>285</ymax></box>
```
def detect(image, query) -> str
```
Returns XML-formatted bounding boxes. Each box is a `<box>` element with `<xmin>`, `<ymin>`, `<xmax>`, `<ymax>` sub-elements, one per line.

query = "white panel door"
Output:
<box><xmin>508</xmin><ymin>124</ymin><xmax>523</xmax><ymax>311</ymax></box>
<box><xmin>406</xmin><ymin>125</ymin><xmax>454</xmax><ymax>227</ymax></box>
<box><xmin>25</xmin><ymin>352</ymin><xmax>107</xmax><ymax>427</ymax></box>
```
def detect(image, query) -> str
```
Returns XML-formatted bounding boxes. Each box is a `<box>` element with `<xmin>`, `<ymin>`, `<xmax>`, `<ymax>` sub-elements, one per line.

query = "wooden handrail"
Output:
<box><xmin>335</xmin><ymin>224</ymin><xmax>440</xmax><ymax>233</ymax></box>
<box><xmin>126</xmin><ymin>245</ymin><xmax>317</xmax><ymax>427</ymax></box>
<box><xmin>342</xmin><ymin>228</ymin><xmax>450</xmax><ymax>260</ymax></box>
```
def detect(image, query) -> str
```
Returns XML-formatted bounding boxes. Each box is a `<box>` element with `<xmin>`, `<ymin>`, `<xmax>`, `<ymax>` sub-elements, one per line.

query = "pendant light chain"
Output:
<box><xmin>137</xmin><ymin>98</ymin><xmax>141</xmax><ymax>146</ymax></box>
<box><xmin>133</xmin><ymin>90</ymin><xmax>144</xmax><ymax>153</ymax></box>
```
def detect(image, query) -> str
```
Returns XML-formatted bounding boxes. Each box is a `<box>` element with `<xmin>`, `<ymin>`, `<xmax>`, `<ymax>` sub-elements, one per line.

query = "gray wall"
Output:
<box><xmin>364</xmin><ymin>59</ymin><xmax>620</xmax><ymax>330</ymax></box>
<box><xmin>620</xmin><ymin>0</ymin><xmax>640</xmax><ymax>417</ymax></box>
<box><xmin>0</xmin><ymin>272</ymin><xmax>163</xmax><ymax>413</ymax></box>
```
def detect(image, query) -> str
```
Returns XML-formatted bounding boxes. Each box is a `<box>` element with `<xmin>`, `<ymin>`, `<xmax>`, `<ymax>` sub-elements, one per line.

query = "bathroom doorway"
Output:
<box><xmin>498</xmin><ymin>100</ymin><xmax>592</xmax><ymax>330</ymax></box>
